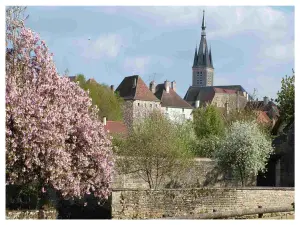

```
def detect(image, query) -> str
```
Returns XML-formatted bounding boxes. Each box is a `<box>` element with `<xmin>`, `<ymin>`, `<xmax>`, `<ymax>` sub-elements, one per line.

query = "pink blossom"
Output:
<box><xmin>6</xmin><ymin>19</ymin><xmax>114</xmax><ymax>200</ymax></box>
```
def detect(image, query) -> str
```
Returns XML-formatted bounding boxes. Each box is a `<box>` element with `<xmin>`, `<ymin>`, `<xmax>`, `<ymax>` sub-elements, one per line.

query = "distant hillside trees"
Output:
<box><xmin>74</xmin><ymin>74</ymin><xmax>124</xmax><ymax>121</ymax></box>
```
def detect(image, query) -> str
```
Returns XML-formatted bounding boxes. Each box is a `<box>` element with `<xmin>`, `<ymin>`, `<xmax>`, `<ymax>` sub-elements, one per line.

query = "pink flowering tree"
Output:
<box><xmin>6</xmin><ymin>7</ymin><xmax>114</xmax><ymax>207</ymax></box>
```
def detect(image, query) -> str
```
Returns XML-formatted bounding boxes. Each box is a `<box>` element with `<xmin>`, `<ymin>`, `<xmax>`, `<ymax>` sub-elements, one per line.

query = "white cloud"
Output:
<box><xmin>75</xmin><ymin>34</ymin><xmax>123</xmax><ymax>60</ymax></box>
<box><xmin>130</xmin><ymin>6</ymin><xmax>292</xmax><ymax>41</ymax></box>
<box><xmin>123</xmin><ymin>56</ymin><xmax>151</xmax><ymax>75</ymax></box>
<box><xmin>261</xmin><ymin>43</ymin><xmax>294</xmax><ymax>61</ymax></box>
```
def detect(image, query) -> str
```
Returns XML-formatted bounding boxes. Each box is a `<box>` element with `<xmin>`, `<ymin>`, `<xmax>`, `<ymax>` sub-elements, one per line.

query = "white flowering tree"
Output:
<box><xmin>214</xmin><ymin>120</ymin><xmax>274</xmax><ymax>186</ymax></box>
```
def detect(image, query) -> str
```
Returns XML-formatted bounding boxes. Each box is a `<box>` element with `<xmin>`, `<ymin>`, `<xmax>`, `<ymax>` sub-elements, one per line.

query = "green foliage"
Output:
<box><xmin>193</xmin><ymin>104</ymin><xmax>225</xmax><ymax>139</ymax></box>
<box><xmin>115</xmin><ymin>111</ymin><xmax>194</xmax><ymax>189</ymax></box>
<box><xmin>75</xmin><ymin>74</ymin><xmax>123</xmax><ymax>121</ymax></box>
<box><xmin>193</xmin><ymin>135</ymin><xmax>221</xmax><ymax>158</ymax></box>
<box><xmin>214</xmin><ymin>120</ymin><xmax>274</xmax><ymax>186</ymax></box>
<box><xmin>276</xmin><ymin>73</ymin><xmax>295</xmax><ymax>124</ymax></box>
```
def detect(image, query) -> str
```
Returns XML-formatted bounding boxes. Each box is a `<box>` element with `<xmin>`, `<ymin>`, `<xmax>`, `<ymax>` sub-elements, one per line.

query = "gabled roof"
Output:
<box><xmin>104</xmin><ymin>121</ymin><xmax>127</xmax><ymax>136</ymax></box>
<box><xmin>184</xmin><ymin>85</ymin><xmax>246</xmax><ymax>104</ymax></box>
<box><xmin>115</xmin><ymin>75</ymin><xmax>160</xmax><ymax>102</ymax></box>
<box><xmin>154</xmin><ymin>84</ymin><xmax>193</xmax><ymax>109</ymax></box>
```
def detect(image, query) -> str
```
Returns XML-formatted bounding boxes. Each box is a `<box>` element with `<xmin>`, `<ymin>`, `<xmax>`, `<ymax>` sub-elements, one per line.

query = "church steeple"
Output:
<box><xmin>201</xmin><ymin>10</ymin><xmax>206</xmax><ymax>35</ymax></box>
<box><xmin>192</xmin><ymin>10</ymin><xmax>214</xmax><ymax>87</ymax></box>
<box><xmin>193</xmin><ymin>45</ymin><xmax>198</xmax><ymax>67</ymax></box>
<box><xmin>209</xmin><ymin>45</ymin><xmax>213</xmax><ymax>67</ymax></box>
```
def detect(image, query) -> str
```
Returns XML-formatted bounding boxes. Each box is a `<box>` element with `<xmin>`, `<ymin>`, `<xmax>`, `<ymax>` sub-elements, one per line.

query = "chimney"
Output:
<box><xmin>225</xmin><ymin>101</ymin><xmax>229</xmax><ymax>115</ymax></box>
<box><xmin>110</xmin><ymin>85</ymin><xmax>114</xmax><ymax>92</ymax></box>
<box><xmin>103</xmin><ymin>116</ymin><xmax>107</xmax><ymax>126</ymax></box>
<box><xmin>164</xmin><ymin>80</ymin><xmax>170</xmax><ymax>93</ymax></box>
<box><xmin>263</xmin><ymin>96</ymin><xmax>269</xmax><ymax>106</ymax></box>
<box><xmin>195</xmin><ymin>100</ymin><xmax>200</xmax><ymax>108</ymax></box>
<box><xmin>149</xmin><ymin>81</ymin><xmax>156</xmax><ymax>93</ymax></box>
<box><xmin>171</xmin><ymin>81</ymin><xmax>176</xmax><ymax>92</ymax></box>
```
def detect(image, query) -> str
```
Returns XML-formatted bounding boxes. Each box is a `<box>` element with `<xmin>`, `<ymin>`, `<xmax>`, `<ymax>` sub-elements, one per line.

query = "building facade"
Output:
<box><xmin>151</xmin><ymin>80</ymin><xmax>193</xmax><ymax>122</ymax></box>
<box><xmin>115</xmin><ymin>75</ymin><xmax>161</xmax><ymax>128</ymax></box>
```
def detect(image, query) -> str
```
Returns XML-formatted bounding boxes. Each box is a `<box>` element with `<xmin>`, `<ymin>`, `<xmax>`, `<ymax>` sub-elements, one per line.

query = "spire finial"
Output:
<box><xmin>202</xmin><ymin>10</ymin><xmax>206</xmax><ymax>31</ymax></box>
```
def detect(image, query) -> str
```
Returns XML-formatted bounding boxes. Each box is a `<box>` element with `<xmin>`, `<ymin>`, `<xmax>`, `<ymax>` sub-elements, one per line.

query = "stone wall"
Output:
<box><xmin>112</xmin><ymin>158</ymin><xmax>255</xmax><ymax>189</ymax></box>
<box><xmin>111</xmin><ymin>187</ymin><xmax>294</xmax><ymax>219</ymax></box>
<box><xmin>212</xmin><ymin>93</ymin><xmax>248</xmax><ymax>112</ymax></box>
<box><xmin>6</xmin><ymin>209</ymin><xmax>57</xmax><ymax>219</ymax></box>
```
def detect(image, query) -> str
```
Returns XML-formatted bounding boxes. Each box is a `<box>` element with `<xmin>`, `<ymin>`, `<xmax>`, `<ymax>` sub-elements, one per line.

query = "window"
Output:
<box><xmin>145</xmin><ymin>103</ymin><xmax>147</xmax><ymax>107</ymax></box>
<box><xmin>166</xmin><ymin>107</ymin><xmax>168</xmax><ymax>111</ymax></box>
<box><xmin>137</xmin><ymin>103</ymin><xmax>140</xmax><ymax>106</ymax></box>
<box><xmin>150</xmin><ymin>104</ymin><xmax>152</xmax><ymax>108</ymax></box>
<box><xmin>182</xmin><ymin>108</ymin><xmax>184</xmax><ymax>113</ymax></box>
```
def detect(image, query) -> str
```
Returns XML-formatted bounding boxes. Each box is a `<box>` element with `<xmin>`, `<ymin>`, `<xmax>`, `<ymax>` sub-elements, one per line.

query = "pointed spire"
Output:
<box><xmin>193</xmin><ymin>44</ymin><xmax>198</xmax><ymax>67</ymax></box>
<box><xmin>204</xmin><ymin>43</ymin><xmax>209</xmax><ymax>66</ymax></box>
<box><xmin>202</xmin><ymin>10</ymin><xmax>206</xmax><ymax>31</ymax></box>
<box><xmin>209</xmin><ymin>45</ymin><xmax>213</xmax><ymax>68</ymax></box>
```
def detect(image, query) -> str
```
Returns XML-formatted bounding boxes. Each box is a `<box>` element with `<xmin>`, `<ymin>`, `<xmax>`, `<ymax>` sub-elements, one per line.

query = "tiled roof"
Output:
<box><xmin>255</xmin><ymin>111</ymin><xmax>272</xmax><ymax>124</ymax></box>
<box><xmin>246</xmin><ymin>101</ymin><xmax>280</xmax><ymax>119</ymax></box>
<box><xmin>154</xmin><ymin>84</ymin><xmax>193</xmax><ymax>109</ymax></box>
<box><xmin>115</xmin><ymin>75</ymin><xmax>160</xmax><ymax>102</ymax></box>
<box><xmin>184</xmin><ymin>85</ymin><xmax>247</xmax><ymax>103</ymax></box>
<box><xmin>104</xmin><ymin>121</ymin><xmax>127</xmax><ymax>136</ymax></box>
<box><xmin>213</xmin><ymin>87</ymin><xmax>237</xmax><ymax>94</ymax></box>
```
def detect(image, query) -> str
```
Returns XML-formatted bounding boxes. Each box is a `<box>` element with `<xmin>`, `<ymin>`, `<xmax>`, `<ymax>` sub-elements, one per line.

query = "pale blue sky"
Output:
<box><xmin>25</xmin><ymin>6</ymin><xmax>294</xmax><ymax>100</ymax></box>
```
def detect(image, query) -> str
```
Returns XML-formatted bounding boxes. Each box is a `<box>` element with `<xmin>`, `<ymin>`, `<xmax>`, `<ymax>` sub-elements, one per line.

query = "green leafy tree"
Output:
<box><xmin>276</xmin><ymin>72</ymin><xmax>295</xmax><ymax>124</ymax></box>
<box><xmin>115</xmin><ymin>111</ymin><xmax>193</xmax><ymax>189</ymax></box>
<box><xmin>214</xmin><ymin>120</ymin><xmax>274</xmax><ymax>186</ymax></box>
<box><xmin>193</xmin><ymin>104</ymin><xmax>225</xmax><ymax>139</ymax></box>
<box><xmin>75</xmin><ymin>74</ymin><xmax>123</xmax><ymax>121</ymax></box>
<box><xmin>192</xmin><ymin>104</ymin><xmax>225</xmax><ymax>157</ymax></box>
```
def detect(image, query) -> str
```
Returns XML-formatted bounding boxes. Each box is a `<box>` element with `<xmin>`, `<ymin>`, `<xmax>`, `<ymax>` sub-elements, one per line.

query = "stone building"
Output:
<box><xmin>184</xmin><ymin>85</ymin><xmax>248</xmax><ymax>113</ymax></box>
<box><xmin>115</xmin><ymin>75</ymin><xmax>161</xmax><ymax>128</ymax></box>
<box><xmin>185</xmin><ymin>10</ymin><xmax>249</xmax><ymax>110</ymax></box>
<box><xmin>150</xmin><ymin>80</ymin><xmax>193</xmax><ymax>122</ymax></box>
<box><xmin>245</xmin><ymin>97</ymin><xmax>280</xmax><ymax>126</ymax></box>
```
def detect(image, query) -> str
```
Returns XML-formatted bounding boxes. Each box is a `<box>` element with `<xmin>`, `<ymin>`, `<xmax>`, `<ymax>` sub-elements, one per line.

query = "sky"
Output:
<box><xmin>25</xmin><ymin>6</ymin><xmax>294</xmax><ymax>100</ymax></box>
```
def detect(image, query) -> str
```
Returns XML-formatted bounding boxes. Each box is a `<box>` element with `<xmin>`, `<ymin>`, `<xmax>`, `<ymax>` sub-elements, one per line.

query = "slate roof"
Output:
<box><xmin>115</xmin><ymin>75</ymin><xmax>160</xmax><ymax>102</ymax></box>
<box><xmin>104</xmin><ymin>121</ymin><xmax>128</xmax><ymax>136</ymax></box>
<box><xmin>68</xmin><ymin>76</ymin><xmax>77</xmax><ymax>82</ymax></box>
<box><xmin>184</xmin><ymin>85</ymin><xmax>246</xmax><ymax>103</ymax></box>
<box><xmin>154</xmin><ymin>84</ymin><xmax>193</xmax><ymax>109</ymax></box>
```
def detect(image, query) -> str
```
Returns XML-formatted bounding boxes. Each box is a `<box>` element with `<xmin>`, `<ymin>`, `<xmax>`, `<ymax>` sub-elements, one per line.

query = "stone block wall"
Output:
<box><xmin>6</xmin><ymin>210</ymin><xmax>57</xmax><ymax>219</ymax></box>
<box><xmin>112</xmin><ymin>158</ymin><xmax>255</xmax><ymax>189</ymax></box>
<box><xmin>111</xmin><ymin>187</ymin><xmax>294</xmax><ymax>219</ymax></box>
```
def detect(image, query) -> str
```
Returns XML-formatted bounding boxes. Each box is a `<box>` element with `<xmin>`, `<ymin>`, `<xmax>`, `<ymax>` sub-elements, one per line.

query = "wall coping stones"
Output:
<box><xmin>113</xmin><ymin>187</ymin><xmax>294</xmax><ymax>192</ymax></box>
